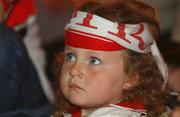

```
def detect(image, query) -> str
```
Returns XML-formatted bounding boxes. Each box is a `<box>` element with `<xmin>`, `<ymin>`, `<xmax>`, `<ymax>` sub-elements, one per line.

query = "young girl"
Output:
<box><xmin>53</xmin><ymin>0</ymin><xmax>168</xmax><ymax>117</ymax></box>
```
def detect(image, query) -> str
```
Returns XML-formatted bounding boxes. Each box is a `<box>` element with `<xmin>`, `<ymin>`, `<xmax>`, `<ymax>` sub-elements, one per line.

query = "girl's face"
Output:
<box><xmin>60</xmin><ymin>46</ymin><xmax>128</xmax><ymax>109</ymax></box>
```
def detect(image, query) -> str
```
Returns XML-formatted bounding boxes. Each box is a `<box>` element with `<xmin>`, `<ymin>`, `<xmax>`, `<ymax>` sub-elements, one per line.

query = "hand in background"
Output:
<box><xmin>169</xmin><ymin>107</ymin><xmax>180</xmax><ymax>117</ymax></box>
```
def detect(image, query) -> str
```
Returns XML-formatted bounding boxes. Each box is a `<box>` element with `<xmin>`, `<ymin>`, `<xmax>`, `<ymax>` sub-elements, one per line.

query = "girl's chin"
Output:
<box><xmin>68</xmin><ymin>97</ymin><xmax>87</xmax><ymax>106</ymax></box>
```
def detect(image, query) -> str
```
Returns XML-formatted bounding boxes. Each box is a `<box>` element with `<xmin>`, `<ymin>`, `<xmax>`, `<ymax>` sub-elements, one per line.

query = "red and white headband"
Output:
<box><xmin>65</xmin><ymin>11</ymin><xmax>168</xmax><ymax>87</ymax></box>
<box><xmin>65</xmin><ymin>11</ymin><xmax>154</xmax><ymax>53</ymax></box>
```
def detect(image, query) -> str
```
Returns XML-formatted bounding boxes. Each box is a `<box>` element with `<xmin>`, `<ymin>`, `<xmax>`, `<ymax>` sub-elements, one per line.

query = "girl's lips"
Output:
<box><xmin>69</xmin><ymin>83</ymin><xmax>84</xmax><ymax>91</ymax></box>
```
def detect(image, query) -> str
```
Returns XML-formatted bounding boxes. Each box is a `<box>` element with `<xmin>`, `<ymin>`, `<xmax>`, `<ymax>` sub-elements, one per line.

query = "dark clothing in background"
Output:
<box><xmin>0</xmin><ymin>23</ymin><xmax>53</xmax><ymax>117</ymax></box>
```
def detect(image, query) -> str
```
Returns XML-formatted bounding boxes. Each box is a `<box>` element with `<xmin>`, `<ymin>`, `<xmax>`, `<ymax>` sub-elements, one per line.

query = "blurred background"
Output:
<box><xmin>0</xmin><ymin>0</ymin><xmax>179</xmax><ymax>116</ymax></box>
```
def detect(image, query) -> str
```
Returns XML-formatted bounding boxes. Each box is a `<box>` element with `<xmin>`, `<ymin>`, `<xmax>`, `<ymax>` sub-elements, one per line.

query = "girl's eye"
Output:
<box><xmin>65</xmin><ymin>53</ymin><xmax>76</xmax><ymax>62</ymax></box>
<box><xmin>89</xmin><ymin>57</ymin><xmax>101</xmax><ymax>65</ymax></box>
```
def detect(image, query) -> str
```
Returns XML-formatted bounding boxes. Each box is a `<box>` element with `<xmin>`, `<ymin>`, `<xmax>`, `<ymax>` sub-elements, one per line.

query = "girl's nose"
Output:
<box><xmin>69</xmin><ymin>62</ymin><xmax>84</xmax><ymax>78</ymax></box>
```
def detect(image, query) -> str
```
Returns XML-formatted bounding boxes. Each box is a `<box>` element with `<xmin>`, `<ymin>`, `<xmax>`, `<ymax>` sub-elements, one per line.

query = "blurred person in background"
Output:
<box><xmin>3</xmin><ymin>0</ymin><xmax>55</xmax><ymax>102</ymax></box>
<box><xmin>157</xmin><ymin>39</ymin><xmax>180</xmax><ymax>117</ymax></box>
<box><xmin>0</xmin><ymin>21</ymin><xmax>53</xmax><ymax>117</ymax></box>
<box><xmin>0</xmin><ymin>0</ymin><xmax>54</xmax><ymax>116</ymax></box>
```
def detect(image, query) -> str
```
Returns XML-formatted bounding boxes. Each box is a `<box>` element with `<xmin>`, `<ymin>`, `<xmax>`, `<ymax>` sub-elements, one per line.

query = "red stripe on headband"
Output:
<box><xmin>65</xmin><ymin>29</ymin><xmax>125</xmax><ymax>51</ymax></box>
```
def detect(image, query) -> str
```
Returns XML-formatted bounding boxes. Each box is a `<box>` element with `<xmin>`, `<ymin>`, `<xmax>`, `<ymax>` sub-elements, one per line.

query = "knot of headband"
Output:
<box><xmin>65</xmin><ymin>11</ymin><xmax>168</xmax><ymax>88</ymax></box>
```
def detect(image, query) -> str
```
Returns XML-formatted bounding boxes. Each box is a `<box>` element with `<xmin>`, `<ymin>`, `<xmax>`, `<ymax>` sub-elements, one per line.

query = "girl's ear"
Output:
<box><xmin>123</xmin><ymin>74</ymin><xmax>139</xmax><ymax>90</ymax></box>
